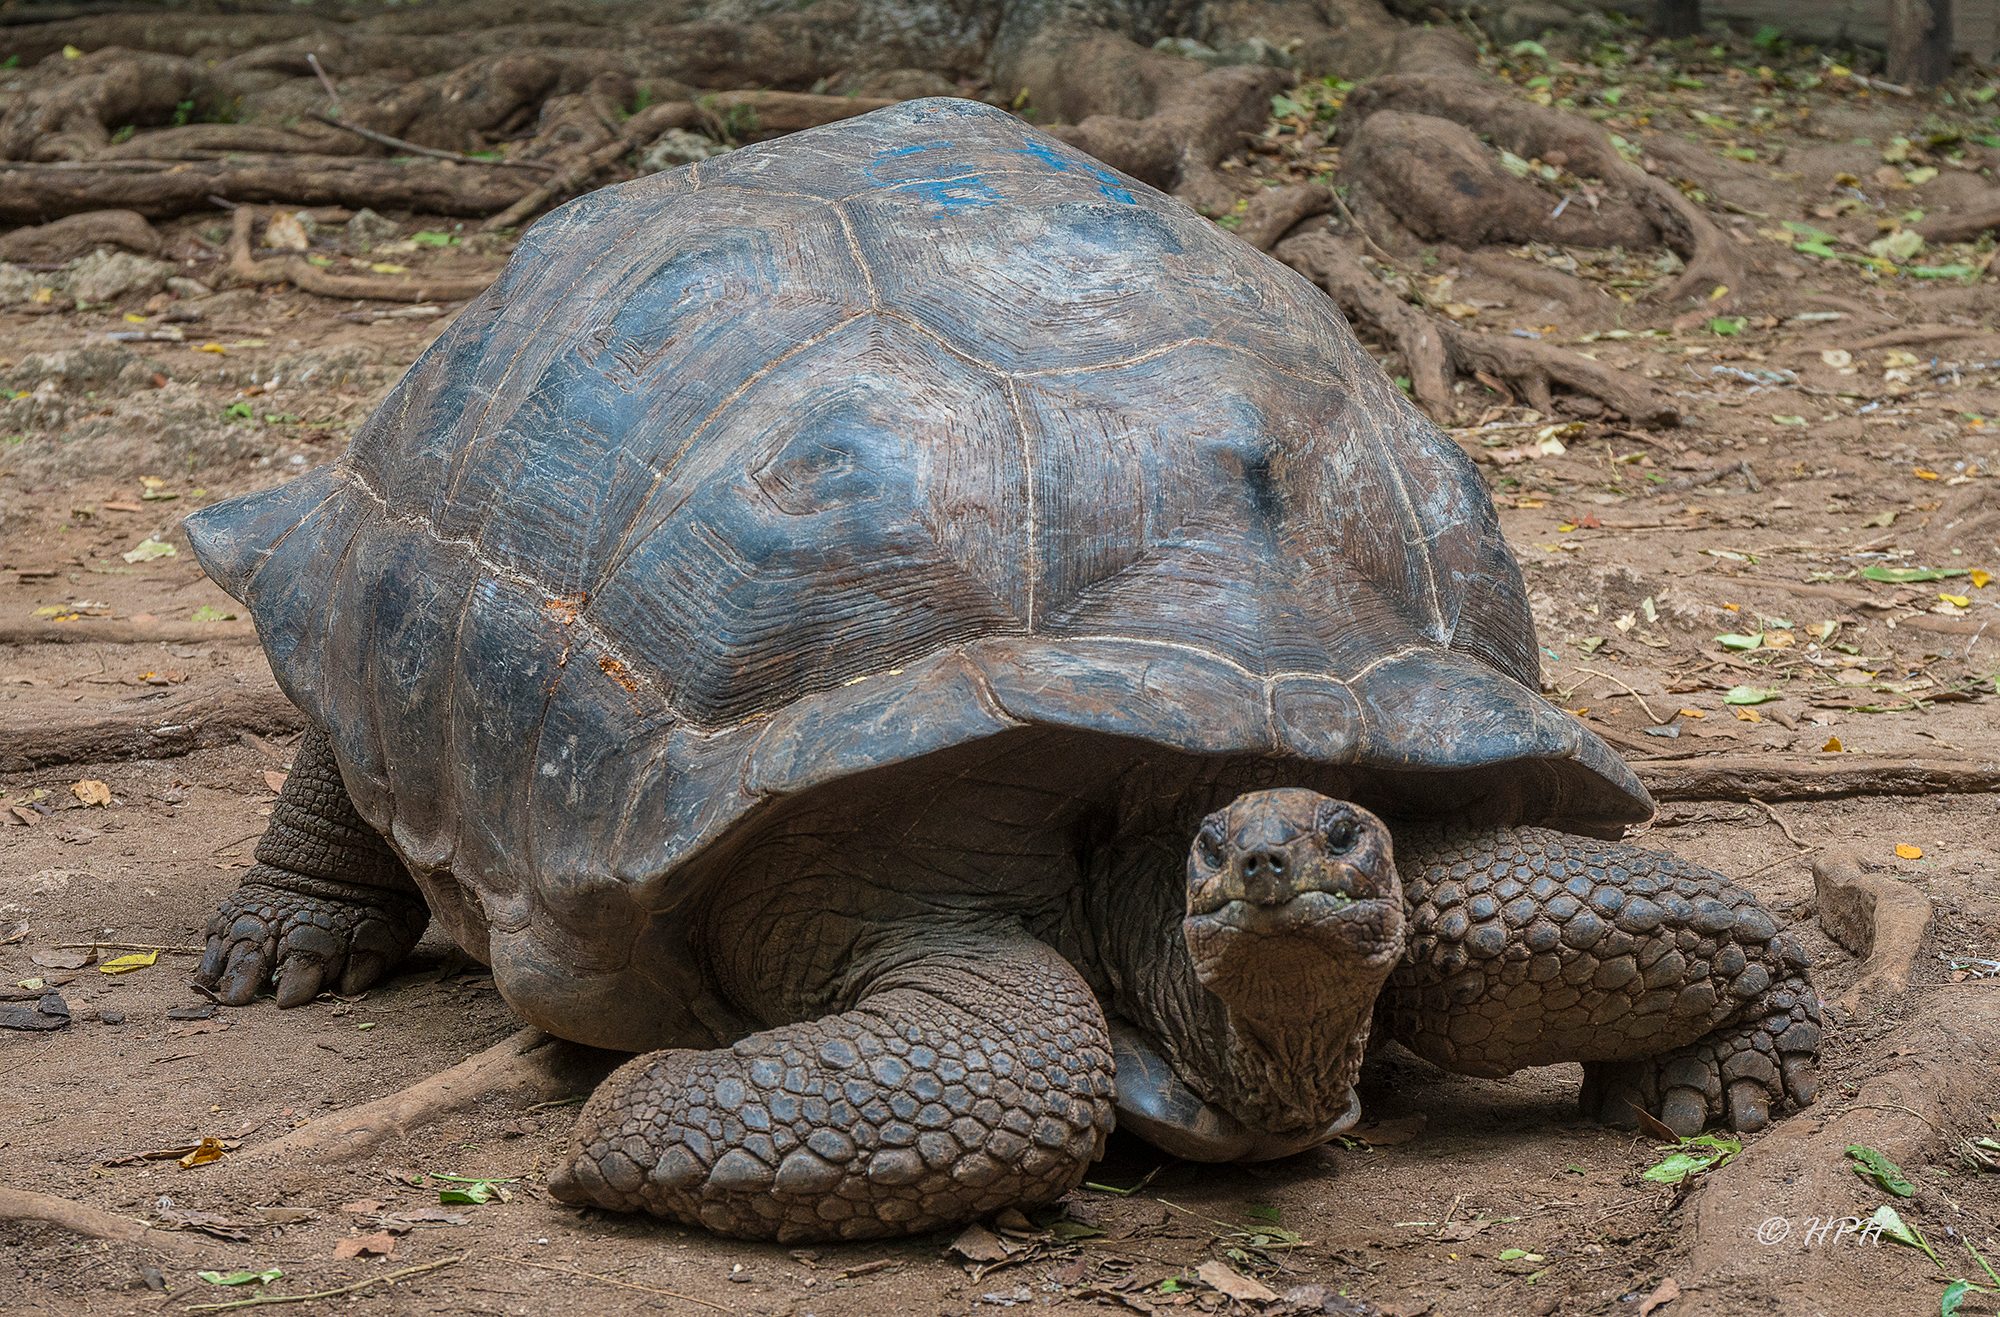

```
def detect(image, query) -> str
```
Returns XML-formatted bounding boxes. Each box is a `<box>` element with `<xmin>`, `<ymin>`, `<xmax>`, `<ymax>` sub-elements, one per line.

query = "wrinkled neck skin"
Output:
<box><xmin>1089</xmin><ymin>834</ymin><xmax>1401</xmax><ymax>1138</ymax></box>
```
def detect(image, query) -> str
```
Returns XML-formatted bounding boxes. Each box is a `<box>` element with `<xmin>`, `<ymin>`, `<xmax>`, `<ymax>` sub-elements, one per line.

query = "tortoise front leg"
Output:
<box><xmin>1380</xmin><ymin>826</ymin><xmax>1819</xmax><ymax>1135</ymax></box>
<box><xmin>549</xmin><ymin>932</ymin><xmax>1114</xmax><ymax>1242</ymax></box>
<box><xmin>196</xmin><ymin>726</ymin><xmax>428</xmax><ymax>1007</ymax></box>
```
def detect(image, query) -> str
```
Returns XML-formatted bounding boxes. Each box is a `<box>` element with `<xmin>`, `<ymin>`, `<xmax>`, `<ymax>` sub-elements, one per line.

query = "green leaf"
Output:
<box><xmin>120</xmin><ymin>538</ymin><xmax>176</xmax><ymax>564</ymax></box>
<box><xmin>1867</xmin><ymin>229</ymin><xmax>1925</xmax><ymax>262</ymax></box>
<box><xmin>1847</xmin><ymin>1144</ymin><xmax>1916</xmax><ymax>1197</ymax></box>
<box><xmin>1861</xmin><ymin>564</ymin><xmax>1969</xmax><ymax>583</ymax></box>
<box><xmin>1601</xmin><ymin>86</ymin><xmax>1625</xmax><ymax>105</ymax></box>
<box><xmin>1783</xmin><ymin>220</ymin><xmax>1840</xmax><ymax>245</ymax></box>
<box><xmin>1048</xmin><ymin>1218</ymin><xmax>1105</xmax><ymax>1240</ymax></box>
<box><xmin>1941</xmin><ymin>1280</ymin><xmax>1971</xmax><ymax>1316</ymax></box>
<box><xmin>1722</xmin><ymin>685</ymin><xmax>1780</xmax><ymax>705</ymax></box>
<box><xmin>1509</xmin><ymin>39</ymin><xmax>1550</xmax><ymax>60</ymax></box>
<box><xmin>433</xmin><ymin>1173</ymin><xmax>518</xmax><ymax>1205</ymax></box>
<box><xmin>1270</xmin><ymin>94</ymin><xmax>1307</xmax><ymax>119</ymax></box>
<box><xmin>410</xmin><ymin>230</ymin><xmax>459</xmax><ymax>247</ymax></box>
<box><xmin>1869</xmin><ymin>1205</ymin><xmax>1942</xmax><ymax>1266</ymax></box>
<box><xmin>1794</xmin><ymin>240</ymin><xmax>1839</xmax><ymax>259</ymax></box>
<box><xmin>1641</xmin><ymin>1133</ymin><xmax>1741</xmax><ymax>1184</ymax></box>
<box><xmin>199</xmin><ymin>1269</ymin><xmax>282</xmax><ymax>1287</ymax></box>
<box><xmin>1246</xmin><ymin>1204</ymin><xmax>1284</xmax><ymax>1224</ymax></box>
<box><xmin>190</xmin><ymin>605</ymin><xmax>235</xmax><ymax>622</ymax></box>
<box><xmin>1709</xmin><ymin>316</ymin><xmax>1747</xmax><ymax>336</ymax></box>
<box><xmin>1715</xmin><ymin>632</ymin><xmax>1764</xmax><ymax>651</ymax></box>
<box><xmin>1908</xmin><ymin>264</ymin><xmax>1976</xmax><ymax>280</ymax></box>
<box><xmin>1159</xmin><ymin>1278</ymin><xmax>1186</xmax><ymax>1294</ymax></box>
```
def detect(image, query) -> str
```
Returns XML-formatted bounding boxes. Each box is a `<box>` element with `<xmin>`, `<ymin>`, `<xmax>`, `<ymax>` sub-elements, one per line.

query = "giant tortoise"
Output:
<box><xmin>183</xmin><ymin>97</ymin><xmax>1819</xmax><ymax>1242</ymax></box>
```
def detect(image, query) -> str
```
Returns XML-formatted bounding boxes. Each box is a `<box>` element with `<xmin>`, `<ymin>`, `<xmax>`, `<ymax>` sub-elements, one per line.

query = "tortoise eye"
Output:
<box><xmin>1321</xmin><ymin>814</ymin><xmax>1358</xmax><ymax>854</ymax></box>
<box><xmin>1195</xmin><ymin>827</ymin><xmax>1225</xmax><ymax>869</ymax></box>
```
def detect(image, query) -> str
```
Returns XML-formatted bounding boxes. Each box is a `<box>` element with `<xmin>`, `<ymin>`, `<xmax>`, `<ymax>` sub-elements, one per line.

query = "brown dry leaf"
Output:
<box><xmin>263</xmin><ymin>770</ymin><xmax>289</xmax><ymax>794</ymax></box>
<box><xmin>1896</xmin><ymin>843</ymin><xmax>1924</xmax><ymax>860</ymax></box>
<box><xmin>1733</xmin><ymin>707</ymin><xmax>1761</xmax><ymax>723</ymax></box>
<box><xmin>340</xmin><ymin>1199</ymin><xmax>386</xmax><ymax>1215</ymax></box>
<box><xmin>333</xmin><ymin>1231</ymin><xmax>397</xmax><ymax>1260</ymax></box>
<box><xmin>70</xmin><ymin>780</ymin><xmax>112</xmax><ymax>807</ymax></box>
<box><xmin>949</xmin><ymin>1222</ymin><xmax>1015</xmax><ymax>1263</ymax></box>
<box><xmin>1639</xmin><ymin>1276</ymin><xmax>1682</xmax><ymax>1315</ymax></box>
<box><xmin>1822</xmin><ymin>737</ymin><xmax>1843</xmax><ymax>752</ymax></box>
<box><xmin>1196</xmin><ymin>1260</ymin><xmax>1278</xmax><ymax>1303</ymax></box>
<box><xmin>31</xmin><ymin>947</ymin><xmax>92</xmax><ymax>970</ymax></box>
<box><xmin>178</xmin><ymin>1137</ymin><xmax>228</xmax><ymax>1168</ymax></box>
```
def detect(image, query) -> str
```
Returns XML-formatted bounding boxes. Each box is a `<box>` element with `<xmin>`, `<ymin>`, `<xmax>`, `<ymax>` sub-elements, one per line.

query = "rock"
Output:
<box><xmin>0</xmin><ymin>263</ymin><xmax>44</xmax><ymax>306</ymax></box>
<box><xmin>1153</xmin><ymin>35</ymin><xmax>1293</xmax><ymax>67</ymax></box>
<box><xmin>637</xmin><ymin>129</ymin><xmax>729</xmax><ymax>174</ymax></box>
<box><xmin>1814</xmin><ymin>850</ymin><xmax>1932</xmax><ymax>1014</ymax></box>
<box><xmin>852</xmin><ymin>68</ymin><xmax>958</xmax><ymax>99</ymax></box>
<box><xmin>165</xmin><ymin>276</ymin><xmax>213</xmax><ymax>300</ymax></box>
<box><xmin>263</xmin><ymin>210</ymin><xmax>312</xmax><ymax>251</ymax></box>
<box><xmin>345</xmin><ymin>208</ymin><xmax>401</xmax><ymax>251</ymax></box>
<box><xmin>1491</xmin><ymin>1</ymin><xmax>1577</xmax><ymax>42</ymax></box>
<box><xmin>66</xmin><ymin>250</ymin><xmax>176</xmax><ymax>306</ymax></box>
<box><xmin>98</xmin><ymin>1008</ymin><xmax>126</xmax><ymax>1025</ymax></box>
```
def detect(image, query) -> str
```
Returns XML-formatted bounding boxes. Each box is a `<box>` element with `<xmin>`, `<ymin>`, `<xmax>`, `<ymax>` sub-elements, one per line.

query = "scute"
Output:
<box><xmin>183</xmin><ymin>96</ymin><xmax>1653</xmax><ymax>1051</ymax></box>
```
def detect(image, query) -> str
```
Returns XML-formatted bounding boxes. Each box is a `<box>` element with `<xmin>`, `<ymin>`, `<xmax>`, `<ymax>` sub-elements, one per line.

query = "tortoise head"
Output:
<box><xmin>1177</xmin><ymin>789</ymin><xmax>1407</xmax><ymax>1137</ymax></box>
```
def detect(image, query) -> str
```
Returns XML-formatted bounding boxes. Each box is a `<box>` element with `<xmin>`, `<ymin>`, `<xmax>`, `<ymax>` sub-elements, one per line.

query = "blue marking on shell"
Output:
<box><xmin>1012</xmin><ymin>141</ymin><xmax>1136</xmax><ymax>204</ymax></box>
<box><xmin>867</xmin><ymin>140</ymin><xmax>1003</xmax><ymax>214</ymax></box>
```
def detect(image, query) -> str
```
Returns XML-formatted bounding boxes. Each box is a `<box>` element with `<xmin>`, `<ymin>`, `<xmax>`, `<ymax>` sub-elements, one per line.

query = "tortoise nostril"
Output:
<box><xmin>1241</xmin><ymin>849</ymin><xmax>1287</xmax><ymax>880</ymax></box>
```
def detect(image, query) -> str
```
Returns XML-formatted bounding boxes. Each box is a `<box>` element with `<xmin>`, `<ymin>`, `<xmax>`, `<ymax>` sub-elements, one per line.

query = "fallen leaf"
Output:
<box><xmin>1940</xmin><ymin>593</ymin><xmax>1970</xmax><ymax>607</ymax></box>
<box><xmin>1895</xmin><ymin>843</ymin><xmax>1924</xmax><ymax>860</ymax></box>
<box><xmin>1914</xmin><ymin>467</ymin><xmax>1940</xmax><ymax>480</ymax></box>
<box><xmin>1639</xmin><ymin>1277</ymin><xmax>1682</xmax><ymax>1316</ymax></box>
<box><xmin>949</xmin><ymin>1222</ymin><xmax>1015</xmax><ymax>1263</ymax></box>
<box><xmin>31</xmin><ymin>947</ymin><xmax>92</xmax><ymax>970</ymax></box>
<box><xmin>1195</xmin><ymin>1260</ymin><xmax>1278</xmax><ymax>1303</ymax></box>
<box><xmin>1722</xmin><ymin>686</ymin><xmax>1779</xmax><ymax>705</ymax></box>
<box><xmin>121</xmin><ymin>539</ymin><xmax>177</xmax><ymax>564</ymax></box>
<box><xmin>100</xmin><ymin>950</ymin><xmax>158</xmax><ymax>974</ymax></box>
<box><xmin>1822</xmin><ymin>736</ymin><xmax>1843</xmax><ymax>752</ymax></box>
<box><xmin>179</xmin><ymin>1136</ymin><xmax>228</xmax><ymax>1168</ymax></box>
<box><xmin>263</xmin><ymin>770</ymin><xmax>289</xmax><ymax>794</ymax></box>
<box><xmin>1972</xmin><ymin>570</ymin><xmax>1992</xmax><ymax>589</ymax></box>
<box><xmin>333</xmin><ymin>1231</ymin><xmax>397</xmax><ymax>1260</ymax></box>
<box><xmin>70</xmin><ymin>779</ymin><xmax>112</xmax><ymax>807</ymax></box>
<box><xmin>1733</xmin><ymin>707</ymin><xmax>1761</xmax><ymax>723</ymax></box>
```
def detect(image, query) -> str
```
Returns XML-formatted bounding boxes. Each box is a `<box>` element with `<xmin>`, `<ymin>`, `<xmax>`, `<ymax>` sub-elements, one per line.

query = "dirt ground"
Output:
<box><xmin>2</xmin><ymin>15</ymin><xmax>1998</xmax><ymax>1317</ymax></box>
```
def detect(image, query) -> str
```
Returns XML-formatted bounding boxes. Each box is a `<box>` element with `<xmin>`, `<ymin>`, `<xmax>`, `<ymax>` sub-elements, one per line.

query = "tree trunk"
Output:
<box><xmin>1887</xmin><ymin>0</ymin><xmax>1953</xmax><ymax>87</ymax></box>
<box><xmin>1651</xmin><ymin>0</ymin><xmax>1702</xmax><ymax>38</ymax></box>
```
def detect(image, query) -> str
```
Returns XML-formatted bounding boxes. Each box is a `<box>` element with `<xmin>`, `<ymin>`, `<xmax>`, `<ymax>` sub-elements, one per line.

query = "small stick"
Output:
<box><xmin>183</xmin><ymin>1255</ymin><xmax>463</xmax><ymax>1312</ymax></box>
<box><xmin>309</xmin><ymin>113</ymin><xmax>552</xmax><ymax>172</ymax></box>
<box><xmin>513</xmin><ymin>1259</ymin><xmax>732</xmax><ymax>1311</ymax></box>
<box><xmin>1736</xmin><ymin>845</ymin><xmax>1821</xmax><ymax>881</ymax></box>
<box><xmin>1747</xmin><ymin>797</ymin><xmax>1808</xmax><ymax>849</ymax></box>
<box><xmin>1568</xmin><ymin>666</ymin><xmax>1665</xmax><ymax>726</ymax></box>
<box><xmin>304</xmin><ymin>53</ymin><xmax>342</xmax><ymax>117</ymax></box>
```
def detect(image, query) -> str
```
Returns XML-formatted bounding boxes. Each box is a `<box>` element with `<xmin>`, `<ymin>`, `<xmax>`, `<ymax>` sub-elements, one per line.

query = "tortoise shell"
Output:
<box><xmin>186</xmin><ymin>98</ymin><xmax>1649</xmax><ymax>1049</ymax></box>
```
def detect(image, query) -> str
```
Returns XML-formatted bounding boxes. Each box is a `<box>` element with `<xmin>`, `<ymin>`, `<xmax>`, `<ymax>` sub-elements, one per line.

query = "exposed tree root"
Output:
<box><xmin>1632</xmin><ymin>754</ymin><xmax>2000</xmax><ymax>802</ymax></box>
<box><xmin>1274</xmin><ymin>229</ymin><xmax>1678</xmax><ymax>425</ymax></box>
<box><xmin>1336</xmin><ymin>31</ymin><xmax>1749</xmax><ymax>303</ymax></box>
<box><xmin>243</xmin><ymin>1027</ymin><xmax>608</xmax><ymax>1166</ymax></box>
<box><xmin>1812</xmin><ymin>850</ymin><xmax>1933</xmax><ymax>1015</ymax></box>
<box><xmin>0</xmin><ymin>157</ymin><xmax>532</xmax><ymax>224</ymax></box>
<box><xmin>225</xmin><ymin>206</ymin><xmax>496</xmax><ymax>302</ymax></box>
<box><xmin>0</xmin><ymin>1184</ymin><xmax>203</xmax><ymax>1257</ymax></box>
<box><xmin>0</xmin><ymin>684</ymin><xmax>305</xmax><ymax>772</ymax></box>
<box><xmin>0</xmin><ymin>208</ymin><xmax>158</xmax><ymax>262</ymax></box>
<box><xmin>483</xmin><ymin>91</ymin><xmax>893</xmax><ymax>231</ymax></box>
<box><xmin>1916</xmin><ymin>196</ymin><xmax>2000</xmax><ymax>244</ymax></box>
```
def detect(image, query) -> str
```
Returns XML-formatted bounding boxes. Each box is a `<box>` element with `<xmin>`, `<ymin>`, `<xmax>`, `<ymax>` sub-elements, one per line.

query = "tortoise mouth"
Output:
<box><xmin>1184</xmin><ymin>891</ymin><xmax>1405</xmax><ymax>966</ymax></box>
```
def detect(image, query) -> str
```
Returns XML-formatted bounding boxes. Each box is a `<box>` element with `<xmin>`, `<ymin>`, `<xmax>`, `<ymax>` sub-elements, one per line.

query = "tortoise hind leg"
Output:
<box><xmin>549</xmin><ymin>932</ymin><xmax>1114</xmax><ymax>1242</ymax></box>
<box><xmin>196</xmin><ymin>726</ymin><xmax>428</xmax><ymax>1007</ymax></box>
<box><xmin>1381</xmin><ymin>826</ymin><xmax>1819</xmax><ymax>1135</ymax></box>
